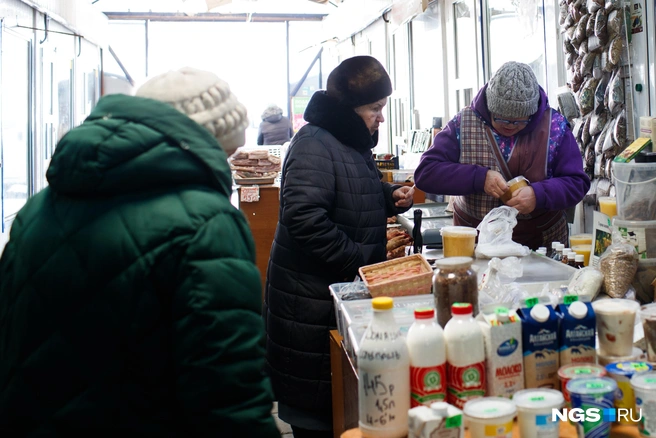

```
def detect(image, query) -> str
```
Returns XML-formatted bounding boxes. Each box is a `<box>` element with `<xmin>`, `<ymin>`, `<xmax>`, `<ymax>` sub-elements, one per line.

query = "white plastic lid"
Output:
<box><xmin>512</xmin><ymin>389</ymin><xmax>564</xmax><ymax>410</ymax></box>
<box><xmin>434</xmin><ymin>256</ymin><xmax>473</xmax><ymax>270</ymax></box>
<box><xmin>566</xmin><ymin>377</ymin><xmax>617</xmax><ymax>395</ymax></box>
<box><xmin>530</xmin><ymin>304</ymin><xmax>550</xmax><ymax>322</ymax></box>
<box><xmin>575</xmin><ymin>254</ymin><xmax>584</xmax><ymax>262</ymax></box>
<box><xmin>641</xmin><ymin>303</ymin><xmax>656</xmax><ymax>320</ymax></box>
<box><xmin>440</xmin><ymin>226</ymin><xmax>478</xmax><ymax>237</ymax></box>
<box><xmin>552</xmin><ymin>242</ymin><xmax>559</xmax><ymax>249</ymax></box>
<box><xmin>464</xmin><ymin>397</ymin><xmax>516</xmax><ymax>419</ymax></box>
<box><xmin>430</xmin><ymin>402</ymin><xmax>449</xmax><ymax>417</ymax></box>
<box><xmin>557</xmin><ymin>243</ymin><xmax>565</xmax><ymax>250</ymax></box>
<box><xmin>538</xmin><ymin>247</ymin><xmax>547</xmax><ymax>252</ymax></box>
<box><xmin>568</xmin><ymin>301</ymin><xmax>588</xmax><ymax>319</ymax></box>
<box><xmin>592</xmin><ymin>298</ymin><xmax>640</xmax><ymax>315</ymax></box>
<box><xmin>631</xmin><ymin>372</ymin><xmax>656</xmax><ymax>391</ymax></box>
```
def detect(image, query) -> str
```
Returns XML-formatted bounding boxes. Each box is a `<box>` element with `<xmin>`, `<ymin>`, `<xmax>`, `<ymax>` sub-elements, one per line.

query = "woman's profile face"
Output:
<box><xmin>354</xmin><ymin>98</ymin><xmax>388</xmax><ymax>135</ymax></box>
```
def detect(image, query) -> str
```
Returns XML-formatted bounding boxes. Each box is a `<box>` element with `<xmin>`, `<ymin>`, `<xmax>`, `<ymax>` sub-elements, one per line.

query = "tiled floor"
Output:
<box><xmin>272</xmin><ymin>402</ymin><xmax>294</xmax><ymax>437</ymax></box>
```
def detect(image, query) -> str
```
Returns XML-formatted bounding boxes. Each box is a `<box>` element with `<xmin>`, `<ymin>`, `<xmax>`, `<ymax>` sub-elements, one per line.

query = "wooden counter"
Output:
<box><xmin>329</xmin><ymin>330</ymin><xmax>641</xmax><ymax>438</ymax></box>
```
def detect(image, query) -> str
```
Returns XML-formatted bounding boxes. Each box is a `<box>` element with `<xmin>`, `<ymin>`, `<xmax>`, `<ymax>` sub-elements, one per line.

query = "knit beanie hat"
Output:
<box><xmin>485</xmin><ymin>61</ymin><xmax>540</xmax><ymax>118</ymax></box>
<box><xmin>261</xmin><ymin>104</ymin><xmax>283</xmax><ymax>120</ymax></box>
<box><xmin>326</xmin><ymin>56</ymin><xmax>393</xmax><ymax>108</ymax></box>
<box><xmin>136</xmin><ymin>67</ymin><xmax>248</xmax><ymax>156</ymax></box>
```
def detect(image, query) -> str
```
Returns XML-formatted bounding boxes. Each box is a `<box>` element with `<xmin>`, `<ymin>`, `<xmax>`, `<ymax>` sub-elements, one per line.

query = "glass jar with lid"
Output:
<box><xmin>433</xmin><ymin>257</ymin><xmax>478</xmax><ymax>327</ymax></box>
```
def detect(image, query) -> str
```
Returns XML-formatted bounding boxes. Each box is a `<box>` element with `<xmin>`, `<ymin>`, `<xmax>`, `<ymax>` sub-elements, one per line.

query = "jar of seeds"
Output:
<box><xmin>433</xmin><ymin>257</ymin><xmax>478</xmax><ymax>327</ymax></box>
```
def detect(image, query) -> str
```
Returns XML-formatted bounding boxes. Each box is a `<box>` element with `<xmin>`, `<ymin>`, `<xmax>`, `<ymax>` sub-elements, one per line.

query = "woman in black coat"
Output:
<box><xmin>263</xmin><ymin>56</ymin><xmax>414</xmax><ymax>438</ymax></box>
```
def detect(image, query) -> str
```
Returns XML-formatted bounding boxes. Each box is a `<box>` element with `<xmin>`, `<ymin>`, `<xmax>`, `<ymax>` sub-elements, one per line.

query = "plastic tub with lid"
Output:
<box><xmin>612</xmin><ymin>217</ymin><xmax>656</xmax><ymax>259</ymax></box>
<box><xmin>440</xmin><ymin>226</ymin><xmax>477</xmax><ymax>258</ymax></box>
<box><xmin>463</xmin><ymin>397</ymin><xmax>516</xmax><ymax>438</ymax></box>
<box><xmin>612</xmin><ymin>161</ymin><xmax>656</xmax><ymax>221</ymax></box>
<box><xmin>513</xmin><ymin>389</ymin><xmax>564</xmax><ymax>438</ymax></box>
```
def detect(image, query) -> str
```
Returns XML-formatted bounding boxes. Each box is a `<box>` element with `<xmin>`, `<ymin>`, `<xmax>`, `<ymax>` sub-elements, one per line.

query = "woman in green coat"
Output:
<box><xmin>0</xmin><ymin>68</ymin><xmax>279</xmax><ymax>437</ymax></box>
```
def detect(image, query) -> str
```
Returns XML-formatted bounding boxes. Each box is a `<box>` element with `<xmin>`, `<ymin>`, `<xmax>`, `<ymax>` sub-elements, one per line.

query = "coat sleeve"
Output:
<box><xmin>257</xmin><ymin>126</ymin><xmax>264</xmax><ymax>145</ymax></box>
<box><xmin>281</xmin><ymin>135</ymin><xmax>364</xmax><ymax>278</ymax></box>
<box><xmin>172</xmin><ymin>210</ymin><xmax>279</xmax><ymax>438</ymax></box>
<box><xmin>414</xmin><ymin>114</ymin><xmax>488</xmax><ymax>195</ymax></box>
<box><xmin>531</xmin><ymin>113</ymin><xmax>591</xmax><ymax>211</ymax></box>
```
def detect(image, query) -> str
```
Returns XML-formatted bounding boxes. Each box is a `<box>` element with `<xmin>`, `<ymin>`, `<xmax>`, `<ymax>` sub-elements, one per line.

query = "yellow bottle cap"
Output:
<box><xmin>372</xmin><ymin>297</ymin><xmax>394</xmax><ymax>310</ymax></box>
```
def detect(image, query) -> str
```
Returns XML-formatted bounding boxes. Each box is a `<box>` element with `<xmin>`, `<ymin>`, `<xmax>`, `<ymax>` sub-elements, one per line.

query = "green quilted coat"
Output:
<box><xmin>0</xmin><ymin>95</ymin><xmax>279</xmax><ymax>437</ymax></box>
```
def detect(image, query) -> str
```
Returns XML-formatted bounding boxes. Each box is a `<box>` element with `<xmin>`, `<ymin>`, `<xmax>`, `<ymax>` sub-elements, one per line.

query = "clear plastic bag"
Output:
<box><xmin>567</xmin><ymin>266</ymin><xmax>605</xmax><ymax>300</ymax></box>
<box><xmin>599</xmin><ymin>230</ymin><xmax>639</xmax><ymax>298</ymax></box>
<box><xmin>478</xmin><ymin>257</ymin><xmax>530</xmax><ymax>308</ymax></box>
<box><xmin>475</xmin><ymin>206</ymin><xmax>531</xmax><ymax>258</ymax></box>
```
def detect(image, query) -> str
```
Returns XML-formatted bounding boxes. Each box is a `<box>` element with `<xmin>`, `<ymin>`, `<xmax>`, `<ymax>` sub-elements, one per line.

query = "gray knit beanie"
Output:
<box><xmin>486</xmin><ymin>61</ymin><xmax>539</xmax><ymax>118</ymax></box>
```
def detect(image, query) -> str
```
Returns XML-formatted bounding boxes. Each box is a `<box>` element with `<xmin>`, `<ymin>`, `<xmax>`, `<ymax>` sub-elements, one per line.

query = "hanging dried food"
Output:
<box><xmin>589</xmin><ymin>0</ymin><xmax>603</xmax><ymax>12</ymax></box>
<box><xmin>572</xmin><ymin>71</ymin><xmax>584</xmax><ymax>92</ymax></box>
<box><xmin>607</xmin><ymin>9</ymin><xmax>622</xmax><ymax>39</ymax></box>
<box><xmin>557</xmin><ymin>90</ymin><xmax>580</xmax><ymax>123</ymax></box>
<box><xmin>564</xmin><ymin>38</ymin><xmax>576</xmax><ymax>55</ymax></box>
<box><xmin>608</xmin><ymin>71</ymin><xmax>624</xmax><ymax>116</ymax></box>
<box><xmin>595</xmin><ymin>123</ymin><xmax>610</xmax><ymax>154</ymax></box>
<box><xmin>564</xmin><ymin>12</ymin><xmax>576</xmax><ymax>29</ymax></box>
<box><xmin>612</xmin><ymin>109</ymin><xmax>627</xmax><ymax>148</ymax></box>
<box><xmin>588</xmin><ymin>35</ymin><xmax>603</xmax><ymax>52</ymax></box>
<box><xmin>599</xmin><ymin>243</ymin><xmax>638</xmax><ymax>298</ymax></box>
<box><xmin>585</xmin><ymin>144</ymin><xmax>596</xmax><ymax>169</ymax></box>
<box><xmin>605</xmin><ymin>0</ymin><xmax>621</xmax><ymax>13</ymax></box>
<box><xmin>608</xmin><ymin>37</ymin><xmax>623</xmax><ymax>66</ymax></box>
<box><xmin>575</xmin><ymin>15</ymin><xmax>590</xmax><ymax>43</ymax></box>
<box><xmin>589</xmin><ymin>110</ymin><xmax>608</xmax><ymax>136</ymax></box>
<box><xmin>592</xmin><ymin>53</ymin><xmax>602</xmax><ymax>79</ymax></box>
<box><xmin>586</xmin><ymin>11</ymin><xmax>597</xmax><ymax>36</ymax></box>
<box><xmin>565</xmin><ymin>25</ymin><xmax>577</xmax><ymax>44</ymax></box>
<box><xmin>579</xmin><ymin>78</ymin><xmax>598</xmax><ymax>115</ymax></box>
<box><xmin>597</xmin><ymin>177</ymin><xmax>611</xmax><ymax>198</ymax></box>
<box><xmin>605</xmin><ymin>156</ymin><xmax>613</xmax><ymax>179</ymax></box>
<box><xmin>602</xmin><ymin>122</ymin><xmax>617</xmax><ymax>152</ymax></box>
<box><xmin>560</xmin><ymin>0</ymin><xmax>569</xmax><ymax>25</ymax></box>
<box><xmin>594</xmin><ymin>72</ymin><xmax>610</xmax><ymax>112</ymax></box>
<box><xmin>582</xmin><ymin>115</ymin><xmax>592</xmax><ymax>145</ymax></box>
<box><xmin>595</xmin><ymin>9</ymin><xmax>608</xmax><ymax>45</ymax></box>
<box><xmin>579</xmin><ymin>38</ymin><xmax>589</xmax><ymax>55</ymax></box>
<box><xmin>581</xmin><ymin>52</ymin><xmax>596</xmax><ymax>76</ymax></box>
<box><xmin>567</xmin><ymin>52</ymin><xmax>576</xmax><ymax>69</ymax></box>
<box><xmin>594</xmin><ymin>153</ymin><xmax>603</xmax><ymax>177</ymax></box>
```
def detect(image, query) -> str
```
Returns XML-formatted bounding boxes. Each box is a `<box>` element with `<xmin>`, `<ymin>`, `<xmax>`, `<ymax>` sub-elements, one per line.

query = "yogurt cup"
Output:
<box><xmin>463</xmin><ymin>397</ymin><xmax>516</xmax><ymax>438</ymax></box>
<box><xmin>440</xmin><ymin>226</ymin><xmax>477</xmax><ymax>258</ymax></box>
<box><xmin>597</xmin><ymin>347</ymin><xmax>646</xmax><ymax>366</ymax></box>
<box><xmin>513</xmin><ymin>389</ymin><xmax>563</xmax><ymax>438</ymax></box>
<box><xmin>567</xmin><ymin>377</ymin><xmax>617</xmax><ymax>438</ymax></box>
<box><xmin>641</xmin><ymin>303</ymin><xmax>656</xmax><ymax>363</ymax></box>
<box><xmin>558</xmin><ymin>363</ymin><xmax>607</xmax><ymax>407</ymax></box>
<box><xmin>500</xmin><ymin>176</ymin><xmax>529</xmax><ymax>203</ymax></box>
<box><xmin>631</xmin><ymin>371</ymin><xmax>656</xmax><ymax>436</ymax></box>
<box><xmin>605</xmin><ymin>361</ymin><xmax>652</xmax><ymax>425</ymax></box>
<box><xmin>592</xmin><ymin>299</ymin><xmax>640</xmax><ymax>357</ymax></box>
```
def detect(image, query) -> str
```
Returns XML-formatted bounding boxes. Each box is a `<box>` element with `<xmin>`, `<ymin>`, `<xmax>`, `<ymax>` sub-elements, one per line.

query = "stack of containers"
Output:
<box><xmin>612</xmin><ymin>156</ymin><xmax>656</xmax><ymax>303</ymax></box>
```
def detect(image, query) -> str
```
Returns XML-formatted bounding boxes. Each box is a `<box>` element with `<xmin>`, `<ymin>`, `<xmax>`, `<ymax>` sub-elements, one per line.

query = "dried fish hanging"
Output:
<box><xmin>558</xmin><ymin>0</ymin><xmax>635</xmax><ymax>203</ymax></box>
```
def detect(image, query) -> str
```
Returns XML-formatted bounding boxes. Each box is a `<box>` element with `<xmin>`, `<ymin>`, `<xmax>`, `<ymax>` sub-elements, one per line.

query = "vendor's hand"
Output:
<box><xmin>393</xmin><ymin>186</ymin><xmax>414</xmax><ymax>208</ymax></box>
<box><xmin>484</xmin><ymin>170</ymin><xmax>509</xmax><ymax>198</ymax></box>
<box><xmin>506</xmin><ymin>186</ymin><xmax>536</xmax><ymax>214</ymax></box>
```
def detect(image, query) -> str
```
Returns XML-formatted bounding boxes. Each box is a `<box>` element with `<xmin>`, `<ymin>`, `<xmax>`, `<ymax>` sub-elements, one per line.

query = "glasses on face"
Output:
<box><xmin>493</xmin><ymin>116</ymin><xmax>531</xmax><ymax>126</ymax></box>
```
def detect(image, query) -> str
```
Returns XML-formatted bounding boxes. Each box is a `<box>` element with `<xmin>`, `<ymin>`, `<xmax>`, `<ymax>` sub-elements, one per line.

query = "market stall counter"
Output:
<box><xmin>330</xmin><ymin>330</ymin><xmax>642</xmax><ymax>438</ymax></box>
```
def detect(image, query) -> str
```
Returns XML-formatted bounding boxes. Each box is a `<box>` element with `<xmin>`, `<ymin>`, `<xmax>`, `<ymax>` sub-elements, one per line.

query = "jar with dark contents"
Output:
<box><xmin>433</xmin><ymin>257</ymin><xmax>478</xmax><ymax>327</ymax></box>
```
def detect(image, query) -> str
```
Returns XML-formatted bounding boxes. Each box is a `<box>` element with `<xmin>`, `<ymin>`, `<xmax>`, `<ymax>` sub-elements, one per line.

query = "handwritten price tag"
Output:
<box><xmin>240</xmin><ymin>186</ymin><xmax>260</xmax><ymax>203</ymax></box>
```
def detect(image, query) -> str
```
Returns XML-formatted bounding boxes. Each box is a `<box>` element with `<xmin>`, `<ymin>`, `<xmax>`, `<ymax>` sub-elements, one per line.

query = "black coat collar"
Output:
<box><xmin>303</xmin><ymin>91</ymin><xmax>378</xmax><ymax>152</ymax></box>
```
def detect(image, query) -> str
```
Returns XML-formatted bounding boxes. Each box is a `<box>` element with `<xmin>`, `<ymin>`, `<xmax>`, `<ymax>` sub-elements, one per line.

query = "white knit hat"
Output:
<box><xmin>136</xmin><ymin>67</ymin><xmax>249</xmax><ymax>155</ymax></box>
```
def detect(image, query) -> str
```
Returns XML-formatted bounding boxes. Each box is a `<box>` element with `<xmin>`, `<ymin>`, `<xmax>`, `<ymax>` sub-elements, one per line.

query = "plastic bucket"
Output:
<box><xmin>513</xmin><ymin>389</ymin><xmax>563</xmax><ymax>438</ymax></box>
<box><xmin>612</xmin><ymin>217</ymin><xmax>656</xmax><ymax>260</ymax></box>
<box><xmin>633</xmin><ymin>259</ymin><xmax>656</xmax><ymax>305</ymax></box>
<box><xmin>440</xmin><ymin>226</ymin><xmax>477</xmax><ymax>258</ymax></box>
<box><xmin>567</xmin><ymin>377</ymin><xmax>617</xmax><ymax>438</ymax></box>
<box><xmin>612</xmin><ymin>161</ymin><xmax>656</xmax><ymax>221</ymax></box>
<box><xmin>631</xmin><ymin>371</ymin><xmax>656</xmax><ymax>435</ymax></box>
<box><xmin>463</xmin><ymin>397</ymin><xmax>516</xmax><ymax>438</ymax></box>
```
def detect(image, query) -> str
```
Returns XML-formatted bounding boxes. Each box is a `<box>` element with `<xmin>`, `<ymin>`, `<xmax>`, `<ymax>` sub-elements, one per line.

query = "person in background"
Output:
<box><xmin>263</xmin><ymin>55</ymin><xmax>414</xmax><ymax>438</ymax></box>
<box><xmin>415</xmin><ymin>61</ymin><xmax>590</xmax><ymax>249</ymax></box>
<box><xmin>0</xmin><ymin>67</ymin><xmax>279</xmax><ymax>437</ymax></box>
<box><xmin>257</xmin><ymin>104</ymin><xmax>293</xmax><ymax>145</ymax></box>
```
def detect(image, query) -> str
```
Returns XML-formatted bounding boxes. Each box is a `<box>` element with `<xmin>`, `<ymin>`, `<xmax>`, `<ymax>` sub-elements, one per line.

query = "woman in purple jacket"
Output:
<box><xmin>415</xmin><ymin>61</ymin><xmax>590</xmax><ymax>250</ymax></box>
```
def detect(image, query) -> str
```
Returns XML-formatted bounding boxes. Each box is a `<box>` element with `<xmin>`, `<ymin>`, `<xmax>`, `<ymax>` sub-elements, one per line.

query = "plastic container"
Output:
<box><xmin>500</xmin><ymin>176</ymin><xmax>529</xmax><ymax>203</ymax></box>
<box><xmin>440</xmin><ymin>226</ymin><xmax>477</xmax><ymax>258</ymax></box>
<box><xmin>641</xmin><ymin>303</ymin><xmax>656</xmax><ymax>363</ymax></box>
<box><xmin>407</xmin><ymin>308</ymin><xmax>447</xmax><ymax>407</ymax></box>
<box><xmin>592</xmin><ymin>298</ymin><xmax>640</xmax><ymax>357</ymax></box>
<box><xmin>613</xmin><ymin>217</ymin><xmax>656</xmax><ymax>259</ymax></box>
<box><xmin>463</xmin><ymin>397</ymin><xmax>516</xmax><ymax>438</ymax></box>
<box><xmin>513</xmin><ymin>389</ymin><xmax>564</xmax><ymax>438</ymax></box>
<box><xmin>605</xmin><ymin>361</ymin><xmax>652</xmax><ymax>425</ymax></box>
<box><xmin>567</xmin><ymin>377</ymin><xmax>617</xmax><ymax>438</ymax></box>
<box><xmin>633</xmin><ymin>258</ymin><xmax>656</xmax><ymax>305</ymax></box>
<box><xmin>613</xmin><ymin>161</ymin><xmax>656</xmax><ymax>221</ymax></box>
<box><xmin>598</xmin><ymin>196</ymin><xmax>617</xmax><ymax>217</ymax></box>
<box><xmin>407</xmin><ymin>402</ymin><xmax>464</xmax><ymax>438</ymax></box>
<box><xmin>558</xmin><ymin>363</ymin><xmax>607</xmax><ymax>407</ymax></box>
<box><xmin>444</xmin><ymin>303</ymin><xmax>485</xmax><ymax>409</ymax></box>
<box><xmin>357</xmin><ymin>297</ymin><xmax>410</xmax><ymax>438</ymax></box>
<box><xmin>597</xmin><ymin>346</ymin><xmax>646</xmax><ymax>367</ymax></box>
<box><xmin>570</xmin><ymin>233</ymin><xmax>593</xmax><ymax>247</ymax></box>
<box><xmin>631</xmin><ymin>371</ymin><xmax>656</xmax><ymax>436</ymax></box>
<box><xmin>432</xmin><ymin>257</ymin><xmax>477</xmax><ymax>327</ymax></box>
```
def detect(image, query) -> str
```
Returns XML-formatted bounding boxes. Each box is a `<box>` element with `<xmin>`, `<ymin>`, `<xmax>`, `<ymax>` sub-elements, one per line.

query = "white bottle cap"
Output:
<box><xmin>569</xmin><ymin>301</ymin><xmax>588</xmax><ymax>319</ymax></box>
<box><xmin>557</xmin><ymin>243</ymin><xmax>565</xmax><ymax>250</ymax></box>
<box><xmin>538</xmin><ymin>246</ymin><xmax>547</xmax><ymax>252</ymax></box>
<box><xmin>563</xmin><ymin>247</ymin><xmax>571</xmax><ymax>253</ymax></box>
<box><xmin>575</xmin><ymin>254</ymin><xmax>585</xmax><ymax>262</ymax></box>
<box><xmin>430</xmin><ymin>402</ymin><xmax>449</xmax><ymax>417</ymax></box>
<box><xmin>530</xmin><ymin>304</ymin><xmax>550</xmax><ymax>322</ymax></box>
<box><xmin>552</xmin><ymin>242</ymin><xmax>559</xmax><ymax>249</ymax></box>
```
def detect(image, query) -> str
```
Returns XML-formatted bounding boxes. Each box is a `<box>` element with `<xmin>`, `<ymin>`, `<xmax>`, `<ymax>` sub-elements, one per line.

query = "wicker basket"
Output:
<box><xmin>359</xmin><ymin>254</ymin><xmax>433</xmax><ymax>298</ymax></box>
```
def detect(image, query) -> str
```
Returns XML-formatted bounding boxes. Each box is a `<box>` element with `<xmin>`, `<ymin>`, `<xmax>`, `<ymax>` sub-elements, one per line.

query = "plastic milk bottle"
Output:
<box><xmin>444</xmin><ymin>302</ymin><xmax>486</xmax><ymax>409</ymax></box>
<box><xmin>407</xmin><ymin>307</ymin><xmax>447</xmax><ymax>407</ymax></box>
<box><xmin>358</xmin><ymin>297</ymin><xmax>410</xmax><ymax>438</ymax></box>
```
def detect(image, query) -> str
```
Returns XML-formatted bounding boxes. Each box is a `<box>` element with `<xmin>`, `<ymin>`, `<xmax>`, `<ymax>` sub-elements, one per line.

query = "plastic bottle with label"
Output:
<box><xmin>443</xmin><ymin>303</ymin><xmax>486</xmax><ymax>409</ymax></box>
<box><xmin>407</xmin><ymin>307</ymin><xmax>447</xmax><ymax>408</ymax></box>
<box><xmin>357</xmin><ymin>297</ymin><xmax>410</xmax><ymax>438</ymax></box>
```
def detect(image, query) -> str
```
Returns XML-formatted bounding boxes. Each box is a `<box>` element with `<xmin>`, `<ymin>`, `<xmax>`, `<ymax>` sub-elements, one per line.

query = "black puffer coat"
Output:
<box><xmin>263</xmin><ymin>91</ymin><xmax>410</xmax><ymax>420</ymax></box>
